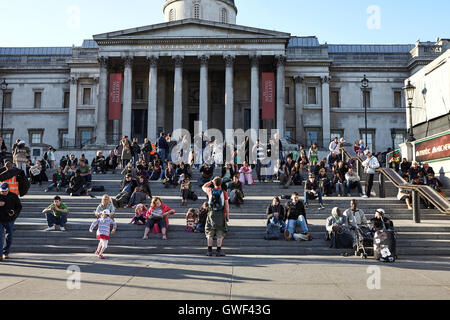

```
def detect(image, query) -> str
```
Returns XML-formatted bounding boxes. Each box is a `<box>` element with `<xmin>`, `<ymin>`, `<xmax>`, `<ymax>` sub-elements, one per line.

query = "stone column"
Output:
<box><xmin>250</xmin><ymin>55</ymin><xmax>260</xmax><ymax>142</ymax></box>
<box><xmin>173</xmin><ymin>55</ymin><xmax>184</xmax><ymax>132</ymax></box>
<box><xmin>147</xmin><ymin>56</ymin><xmax>158</xmax><ymax>142</ymax></box>
<box><xmin>321</xmin><ymin>76</ymin><xmax>331</xmax><ymax>148</ymax></box>
<box><xmin>96</xmin><ymin>57</ymin><xmax>108</xmax><ymax>146</ymax></box>
<box><xmin>294</xmin><ymin>76</ymin><xmax>304</xmax><ymax>145</ymax></box>
<box><xmin>68</xmin><ymin>77</ymin><xmax>78</xmax><ymax>144</ymax></box>
<box><xmin>224</xmin><ymin>55</ymin><xmax>235</xmax><ymax>142</ymax></box>
<box><xmin>122</xmin><ymin>56</ymin><xmax>133</xmax><ymax>139</ymax></box>
<box><xmin>199</xmin><ymin>55</ymin><xmax>209</xmax><ymax>133</ymax></box>
<box><xmin>276</xmin><ymin>55</ymin><xmax>286</xmax><ymax>139</ymax></box>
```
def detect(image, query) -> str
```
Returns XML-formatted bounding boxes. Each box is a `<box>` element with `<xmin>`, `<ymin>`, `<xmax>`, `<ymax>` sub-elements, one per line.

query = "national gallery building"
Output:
<box><xmin>0</xmin><ymin>0</ymin><xmax>448</xmax><ymax>153</ymax></box>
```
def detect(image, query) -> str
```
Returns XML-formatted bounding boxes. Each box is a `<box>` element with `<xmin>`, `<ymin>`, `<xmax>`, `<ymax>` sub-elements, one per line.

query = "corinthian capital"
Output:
<box><xmin>321</xmin><ymin>76</ymin><xmax>331</xmax><ymax>84</ymax></box>
<box><xmin>224</xmin><ymin>55</ymin><xmax>235</xmax><ymax>67</ymax></box>
<box><xmin>250</xmin><ymin>55</ymin><xmax>261</xmax><ymax>68</ymax></box>
<box><xmin>124</xmin><ymin>56</ymin><xmax>134</xmax><ymax>68</ymax></box>
<box><xmin>275</xmin><ymin>55</ymin><xmax>286</xmax><ymax>67</ymax></box>
<box><xmin>199</xmin><ymin>55</ymin><xmax>210</xmax><ymax>67</ymax></box>
<box><xmin>98</xmin><ymin>56</ymin><xmax>108</xmax><ymax>69</ymax></box>
<box><xmin>172</xmin><ymin>55</ymin><xmax>184</xmax><ymax>67</ymax></box>
<box><xmin>147</xmin><ymin>56</ymin><xmax>159</xmax><ymax>67</ymax></box>
<box><xmin>293</xmin><ymin>76</ymin><xmax>304</xmax><ymax>84</ymax></box>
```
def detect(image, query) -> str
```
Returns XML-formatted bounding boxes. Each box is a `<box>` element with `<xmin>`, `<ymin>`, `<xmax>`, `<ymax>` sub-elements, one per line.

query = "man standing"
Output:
<box><xmin>362</xmin><ymin>150</ymin><xmax>380</xmax><ymax>198</ymax></box>
<box><xmin>156</xmin><ymin>132</ymin><xmax>169</xmax><ymax>163</ymax></box>
<box><xmin>0</xmin><ymin>182</ymin><xmax>22</xmax><ymax>261</ymax></box>
<box><xmin>202</xmin><ymin>177</ymin><xmax>230</xmax><ymax>257</ymax></box>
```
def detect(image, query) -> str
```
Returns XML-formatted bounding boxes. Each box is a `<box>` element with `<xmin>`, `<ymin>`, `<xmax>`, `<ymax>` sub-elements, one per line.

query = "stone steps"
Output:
<box><xmin>11</xmin><ymin>172</ymin><xmax>450</xmax><ymax>256</ymax></box>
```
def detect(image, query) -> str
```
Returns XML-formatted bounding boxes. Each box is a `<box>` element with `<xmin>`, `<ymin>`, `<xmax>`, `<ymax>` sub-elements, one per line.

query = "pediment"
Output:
<box><xmin>93</xmin><ymin>19</ymin><xmax>290</xmax><ymax>42</ymax></box>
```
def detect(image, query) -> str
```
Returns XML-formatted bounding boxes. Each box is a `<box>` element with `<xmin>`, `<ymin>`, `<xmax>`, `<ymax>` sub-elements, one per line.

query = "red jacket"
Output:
<box><xmin>145</xmin><ymin>203</ymin><xmax>175</xmax><ymax>231</ymax></box>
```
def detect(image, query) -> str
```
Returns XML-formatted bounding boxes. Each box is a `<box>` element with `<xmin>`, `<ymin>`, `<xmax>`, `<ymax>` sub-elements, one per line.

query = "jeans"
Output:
<box><xmin>46</xmin><ymin>212</ymin><xmax>67</xmax><ymax>228</ymax></box>
<box><xmin>366</xmin><ymin>174</ymin><xmax>375</xmax><ymax>197</ymax></box>
<box><xmin>346</xmin><ymin>181</ymin><xmax>363</xmax><ymax>194</ymax></box>
<box><xmin>47</xmin><ymin>181</ymin><xmax>63</xmax><ymax>191</ymax></box>
<box><xmin>304</xmin><ymin>191</ymin><xmax>323</xmax><ymax>206</ymax></box>
<box><xmin>335</xmin><ymin>182</ymin><xmax>344</xmax><ymax>195</ymax></box>
<box><xmin>158</xmin><ymin>150</ymin><xmax>166</xmax><ymax>163</ymax></box>
<box><xmin>195</xmin><ymin>223</ymin><xmax>205</xmax><ymax>233</ymax></box>
<box><xmin>0</xmin><ymin>221</ymin><xmax>14</xmax><ymax>255</ymax></box>
<box><xmin>287</xmin><ymin>216</ymin><xmax>309</xmax><ymax>236</ymax></box>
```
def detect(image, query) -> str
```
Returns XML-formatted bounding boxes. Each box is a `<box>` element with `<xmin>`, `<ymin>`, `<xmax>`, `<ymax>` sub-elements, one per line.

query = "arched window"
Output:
<box><xmin>169</xmin><ymin>8</ymin><xmax>176</xmax><ymax>21</ymax></box>
<box><xmin>221</xmin><ymin>8</ymin><xmax>228</xmax><ymax>23</ymax></box>
<box><xmin>194</xmin><ymin>4</ymin><xmax>200</xmax><ymax>19</ymax></box>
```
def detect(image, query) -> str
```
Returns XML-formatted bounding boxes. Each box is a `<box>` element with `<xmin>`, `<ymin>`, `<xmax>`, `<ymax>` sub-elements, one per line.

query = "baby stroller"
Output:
<box><xmin>354</xmin><ymin>224</ymin><xmax>374</xmax><ymax>259</ymax></box>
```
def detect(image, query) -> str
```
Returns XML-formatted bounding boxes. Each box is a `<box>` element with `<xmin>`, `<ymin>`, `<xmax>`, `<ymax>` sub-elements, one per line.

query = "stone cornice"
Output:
<box><xmin>95</xmin><ymin>38</ymin><xmax>288</xmax><ymax>47</ymax></box>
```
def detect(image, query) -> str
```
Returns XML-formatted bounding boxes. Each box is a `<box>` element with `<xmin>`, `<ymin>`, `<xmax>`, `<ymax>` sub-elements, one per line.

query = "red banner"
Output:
<box><xmin>262</xmin><ymin>72</ymin><xmax>275</xmax><ymax>120</ymax></box>
<box><xmin>415</xmin><ymin>133</ymin><xmax>450</xmax><ymax>162</ymax></box>
<box><xmin>109</xmin><ymin>73</ymin><xmax>122</xmax><ymax>120</ymax></box>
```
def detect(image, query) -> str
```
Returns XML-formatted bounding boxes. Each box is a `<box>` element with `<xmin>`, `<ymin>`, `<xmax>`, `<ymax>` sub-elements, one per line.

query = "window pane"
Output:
<box><xmin>394</xmin><ymin>133</ymin><xmax>404</xmax><ymax>149</ymax></box>
<box><xmin>308</xmin><ymin>87</ymin><xmax>316</xmax><ymax>104</ymax></box>
<box><xmin>331</xmin><ymin>90</ymin><xmax>340</xmax><ymax>107</ymax></box>
<box><xmin>394</xmin><ymin>91</ymin><xmax>402</xmax><ymax>108</ymax></box>
<box><xmin>34</xmin><ymin>92</ymin><xmax>41</xmax><ymax>109</ymax></box>
<box><xmin>3</xmin><ymin>133</ymin><xmax>12</xmax><ymax>150</ymax></box>
<box><xmin>32</xmin><ymin>133</ymin><xmax>41</xmax><ymax>144</ymax></box>
<box><xmin>306</xmin><ymin>130</ymin><xmax>319</xmax><ymax>148</ymax></box>
<box><xmin>360</xmin><ymin>132</ymin><xmax>374</xmax><ymax>152</ymax></box>
<box><xmin>83</xmin><ymin>88</ymin><xmax>91</xmax><ymax>105</ymax></box>
<box><xmin>4</xmin><ymin>92</ymin><xmax>12</xmax><ymax>108</ymax></box>
<box><xmin>285</xmin><ymin>87</ymin><xmax>290</xmax><ymax>105</ymax></box>
<box><xmin>135</xmin><ymin>82</ymin><xmax>144</xmax><ymax>100</ymax></box>
<box><xmin>63</xmin><ymin>92</ymin><xmax>70</xmax><ymax>109</ymax></box>
<box><xmin>80</xmin><ymin>130</ymin><xmax>92</xmax><ymax>145</ymax></box>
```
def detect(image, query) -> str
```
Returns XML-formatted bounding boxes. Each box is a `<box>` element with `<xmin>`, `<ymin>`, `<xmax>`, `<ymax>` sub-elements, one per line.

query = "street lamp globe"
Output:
<box><xmin>0</xmin><ymin>79</ymin><xmax>7</xmax><ymax>91</ymax></box>
<box><xmin>361</xmin><ymin>75</ymin><xmax>369</xmax><ymax>89</ymax></box>
<box><xmin>403</xmin><ymin>80</ymin><xmax>416</xmax><ymax>105</ymax></box>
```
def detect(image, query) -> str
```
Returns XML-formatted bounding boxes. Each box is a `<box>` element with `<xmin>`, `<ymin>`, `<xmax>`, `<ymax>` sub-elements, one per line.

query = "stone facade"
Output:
<box><xmin>0</xmin><ymin>0</ymin><xmax>447</xmax><ymax>156</ymax></box>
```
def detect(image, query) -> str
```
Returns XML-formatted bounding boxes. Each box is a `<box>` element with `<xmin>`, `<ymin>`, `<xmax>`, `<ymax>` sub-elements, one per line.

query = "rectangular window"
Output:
<box><xmin>285</xmin><ymin>87</ymin><xmax>290</xmax><ymax>105</ymax></box>
<box><xmin>34</xmin><ymin>92</ymin><xmax>42</xmax><ymax>109</ymax></box>
<box><xmin>330</xmin><ymin>130</ymin><xmax>344</xmax><ymax>141</ymax></box>
<box><xmin>3</xmin><ymin>92</ymin><xmax>12</xmax><ymax>109</ymax></box>
<box><xmin>307</xmin><ymin>87</ymin><xmax>317</xmax><ymax>105</ymax></box>
<box><xmin>135</xmin><ymin>81</ymin><xmax>144</xmax><ymax>100</ymax></box>
<box><xmin>63</xmin><ymin>91</ymin><xmax>70</xmax><ymax>109</ymax></box>
<box><xmin>79</xmin><ymin>128</ymin><xmax>93</xmax><ymax>146</ymax></box>
<box><xmin>330</xmin><ymin>90</ymin><xmax>340</xmax><ymax>108</ymax></box>
<box><xmin>363</xmin><ymin>90</ymin><xmax>371</xmax><ymax>108</ymax></box>
<box><xmin>28</xmin><ymin>129</ymin><xmax>44</xmax><ymax>145</ymax></box>
<box><xmin>306</xmin><ymin>129</ymin><xmax>321</xmax><ymax>148</ymax></box>
<box><xmin>2</xmin><ymin>131</ymin><xmax>13</xmax><ymax>151</ymax></box>
<box><xmin>360</xmin><ymin>130</ymin><xmax>375</xmax><ymax>153</ymax></box>
<box><xmin>244</xmin><ymin>109</ymin><xmax>251</xmax><ymax>131</ymax></box>
<box><xmin>394</xmin><ymin>91</ymin><xmax>402</xmax><ymax>108</ymax></box>
<box><xmin>59</xmin><ymin>129</ymin><xmax>69</xmax><ymax>148</ymax></box>
<box><xmin>82</xmin><ymin>88</ymin><xmax>91</xmax><ymax>105</ymax></box>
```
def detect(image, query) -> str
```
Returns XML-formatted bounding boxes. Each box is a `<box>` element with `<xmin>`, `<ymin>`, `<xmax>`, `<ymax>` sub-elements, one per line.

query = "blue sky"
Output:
<box><xmin>1</xmin><ymin>0</ymin><xmax>449</xmax><ymax>47</ymax></box>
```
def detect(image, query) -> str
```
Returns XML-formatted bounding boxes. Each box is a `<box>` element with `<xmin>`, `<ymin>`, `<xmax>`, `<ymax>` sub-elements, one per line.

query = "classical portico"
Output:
<box><xmin>92</xmin><ymin>19</ymin><xmax>290</xmax><ymax>144</ymax></box>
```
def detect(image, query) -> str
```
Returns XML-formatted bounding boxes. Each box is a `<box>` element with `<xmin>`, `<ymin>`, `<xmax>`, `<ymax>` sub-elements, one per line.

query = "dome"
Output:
<box><xmin>164</xmin><ymin>0</ymin><xmax>237</xmax><ymax>24</ymax></box>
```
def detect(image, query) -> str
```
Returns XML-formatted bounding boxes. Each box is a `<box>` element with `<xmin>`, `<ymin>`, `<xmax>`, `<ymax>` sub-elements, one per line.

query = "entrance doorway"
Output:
<box><xmin>189</xmin><ymin>113</ymin><xmax>199</xmax><ymax>140</ymax></box>
<box><xmin>132</xmin><ymin>109</ymin><xmax>148</xmax><ymax>142</ymax></box>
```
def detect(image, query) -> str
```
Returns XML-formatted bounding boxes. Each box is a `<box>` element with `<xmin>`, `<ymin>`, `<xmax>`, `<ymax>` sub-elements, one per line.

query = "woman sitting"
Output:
<box><xmin>180</xmin><ymin>175</ymin><xmax>197</xmax><ymax>206</ymax></box>
<box><xmin>126</xmin><ymin>186</ymin><xmax>148</xmax><ymax>208</ymax></box>
<box><xmin>95</xmin><ymin>194</ymin><xmax>116</xmax><ymax>219</ymax></box>
<box><xmin>227</xmin><ymin>175</ymin><xmax>244</xmax><ymax>206</ymax></box>
<box><xmin>149</xmin><ymin>160</ymin><xmax>163</xmax><ymax>180</ymax></box>
<box><xmin>326</xmin><ymin>207</ymin><xmax>355</xmax><ymax>249</ymax></box>
<box><xmin>164</xmin><ymin>162</ymin><xmax>178</xmax><ymax>188</ymax></box>
<box><xmin>239</xmin><ymin>161</ymin><xmax>254</xmax><ymax>185</ymax></box>
<box><xmin>265</xmin><ymin>197</ymin><xmax>287</xmax><ymax>239</ymax></box>
<box><xmin>142</xmin><ymin>197</ymin><xmax>175</xmax><ymax>240</ymax></box>
<box><xmin>318</xmin><ymin>168</ymin><xmax>333</xmax><ymax>196</ymax></box>
<box><xmin>291</xmin><ymin>162</ymin><xmax>303</xmax><ymax>186</ymax></box>
<box><xmin>221</xmin><ymin>162</ymin><xmax>234</xmax><ymax>185</ymax></box>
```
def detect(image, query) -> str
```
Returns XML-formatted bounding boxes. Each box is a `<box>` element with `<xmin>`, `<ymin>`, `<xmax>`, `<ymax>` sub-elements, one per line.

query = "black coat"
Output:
<box><xmin>266</xmin><ymin>204</ymin><xmax>286</xmax><ymax>225</ymax></box>
<box><xmin>0</xmin><ymin>192</ymin><xmax>22</xmax><ymax>223</ymax></box>
<box><xmin>285</xmin><ymin>200</ymin><xmax>307</xmax><ymax>224</ymax></box>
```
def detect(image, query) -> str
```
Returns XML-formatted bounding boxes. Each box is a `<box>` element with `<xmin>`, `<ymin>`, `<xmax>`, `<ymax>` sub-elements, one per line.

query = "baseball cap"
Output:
<box><xmin>0</xmin><ymin>182</ymin><xmax>9</xmax><ymax>191</ymax></box>
<box><xmin>364</xmin><ymin>150</ymin><xmax>371</xmax><ymax>155</ymax></box>
<box><xmin>376</xmin><ymin>208</ymin><xmax>385</xmax><ymax>215</ymax></box>
<box><xmin>102</xmin><ymin>209</ymin><xmax>111</xmax><ymax>216</ymax></box>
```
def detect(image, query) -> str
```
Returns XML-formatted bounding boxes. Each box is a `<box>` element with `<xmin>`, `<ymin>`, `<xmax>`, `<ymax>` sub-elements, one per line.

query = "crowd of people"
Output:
<box><xmin>0</xmin><ymin>133</ymin><xmax>446</xmax><ymax>260</ymax></box>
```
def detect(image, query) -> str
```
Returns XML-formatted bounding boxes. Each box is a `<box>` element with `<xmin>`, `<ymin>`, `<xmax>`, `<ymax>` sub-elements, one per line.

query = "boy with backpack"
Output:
<box><xmin>202</xmin><ymin>177</ymin><xmax>230</xmax><ymax>257</ymax></box>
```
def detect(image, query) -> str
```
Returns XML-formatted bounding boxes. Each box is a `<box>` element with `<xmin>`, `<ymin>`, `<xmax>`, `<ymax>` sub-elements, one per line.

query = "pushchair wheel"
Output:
<box><xmin>360</xmin><ymin>252</ymin><xmax>367</xmax><ymax>259</ymax></box>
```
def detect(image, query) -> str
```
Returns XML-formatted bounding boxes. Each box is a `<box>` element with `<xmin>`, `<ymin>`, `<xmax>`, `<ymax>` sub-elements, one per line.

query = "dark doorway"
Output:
<box><xmin>189</xmin><ymin>113</ymin><xmax>199</xmax><ymax>140</ymax></box>
<box><xmin>132</xmin><ymin>109</ymin><xmax>148</xmax><ymax>142</ymax></box>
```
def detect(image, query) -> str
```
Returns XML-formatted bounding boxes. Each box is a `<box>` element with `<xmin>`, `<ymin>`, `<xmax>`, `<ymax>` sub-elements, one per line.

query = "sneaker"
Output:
<box><xmin>216</xmin><ymin>250</ymin><xmax>226</xmax><ymax>257</ymax></box>
<box><xmin>319</xmin><ymin>205</ymin><xmax>325</xmax><ymax>210</ymax></box>
<box><xmin>284</xmin><ymin>229</ymin><xmax>291</xmax><ymax>241</ymax></box>
<box><xmin>2</xmin><ymin>254</ymin><xmax>9</xmax><ymax>260</ymax></box>
<box><xmin>206</xmin><ymin>251</ymin><xmax>213</xmax><ymax>257</ymax></box>
<box><xmin>99</xmin><ymin>254</ymin><xmax>105</xmax><ymax>259</ymax></box>
<box><xmin>361</xmin><ymin>195</ymin><xmax>368</xmax><ymax>198</ymax></box>
<box><xmin>347</xmin><ymin>193</ymin><xmax>351</xmax><ymax>197</ymax></box>
<box><xmin>44</xmin><ymin>226</ymin><xmax>56</xmax><ymax>231</ymax></box>
<box><xmin>60</xmin><ymin>227</ymin><xmax>66</xmax><ymax>231</ymax></box>
<box><xmin>371</xmin><ymin>190</ymin><xmax>376</xmax><ymax>197</ymax></box>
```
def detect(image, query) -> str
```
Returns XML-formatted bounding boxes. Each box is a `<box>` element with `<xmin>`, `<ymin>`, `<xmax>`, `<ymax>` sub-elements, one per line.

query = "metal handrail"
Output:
<box><xmin>341</xmin><ymin>146</ymin><xmax>450</xmax><ymax>215</ymax></box>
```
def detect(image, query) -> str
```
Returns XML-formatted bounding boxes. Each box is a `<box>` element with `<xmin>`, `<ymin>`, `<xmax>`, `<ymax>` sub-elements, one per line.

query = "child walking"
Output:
<box><xmin>130</xmin><ymin>204</ymin><xmax>148</xmax><ymax>225</ymax></box>
<box><xmin>186</xmin><ymin>208</ymin><xmax>199</xmax><ymax>232</ymax></box>
<box><xmin>89</xmin><ymin>209</ymin><xmax>117</xmax><ymax>259</ymax></box>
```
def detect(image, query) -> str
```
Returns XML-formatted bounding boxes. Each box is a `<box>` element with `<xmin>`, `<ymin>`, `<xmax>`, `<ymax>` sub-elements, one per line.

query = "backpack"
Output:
<box><xmin>17</xmin><ymin>170</ymin><xmax>30</xmax><ymax>197</ymax></box>
<box><xmin>209</xmin><ymin>188</ymin><xmax>224</xmax><ymax>211</ymax></box>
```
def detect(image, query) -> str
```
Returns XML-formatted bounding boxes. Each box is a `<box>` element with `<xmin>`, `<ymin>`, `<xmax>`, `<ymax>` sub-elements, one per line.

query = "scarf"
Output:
<box><xmin>331</xmin><ymin>207</ymin><xmax>343</xmax><ymax>225</ymax></box>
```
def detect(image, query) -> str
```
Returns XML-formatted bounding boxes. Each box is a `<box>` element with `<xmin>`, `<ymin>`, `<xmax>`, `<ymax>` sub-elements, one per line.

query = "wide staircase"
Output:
<box><xmin>11</xmin><ymin>168</ymin><xmax>450</xmax><ymax>256</ymax></box>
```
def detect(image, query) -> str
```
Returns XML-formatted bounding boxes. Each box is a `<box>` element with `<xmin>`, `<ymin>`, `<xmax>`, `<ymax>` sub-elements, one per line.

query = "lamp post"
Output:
<box><xmin>361</xmin><ymin>75</ymin><xmax>369</xmax><ymax>149</ymax></box>
<box><xmin>0</xmin><ymin>79</ymin><xmax>8</xmax><ymax>138</ymax></box>
<box><xmin>403</xmin><ymin>80</ymin><xmax>416</xmax><ymax>142</ymax></box>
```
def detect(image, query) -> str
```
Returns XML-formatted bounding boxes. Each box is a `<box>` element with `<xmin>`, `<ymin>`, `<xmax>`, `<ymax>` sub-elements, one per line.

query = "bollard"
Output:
<box><xmin>378</xmin><ymin>173</ymin><xmax>385</xmax><ymax>198</ymax></box>
<box><xmin>412</xmin><ymin>190</ymin><xmax>421</xmax><ymax>223</ymax></box>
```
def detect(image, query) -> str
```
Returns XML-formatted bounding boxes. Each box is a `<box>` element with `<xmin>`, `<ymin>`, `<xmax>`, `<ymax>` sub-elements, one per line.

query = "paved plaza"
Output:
<box><xmin>0</xmin><ymin>254</ymin><xmax>449</xmax><ymax>300</ymax></box>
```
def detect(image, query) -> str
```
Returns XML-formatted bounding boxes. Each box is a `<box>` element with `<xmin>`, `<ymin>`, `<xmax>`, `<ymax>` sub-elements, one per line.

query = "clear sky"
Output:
<box><xmin>1</xmin><ymin>0</ymin><xmax>449</xmax><ymax>47</ymax></box>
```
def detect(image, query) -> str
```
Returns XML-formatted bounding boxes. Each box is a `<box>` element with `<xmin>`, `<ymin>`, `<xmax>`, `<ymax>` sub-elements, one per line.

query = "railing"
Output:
<box><xmin>341</xmin><ymin>146</ymin><xmax>450</xmax><ymax>221</ymax></box>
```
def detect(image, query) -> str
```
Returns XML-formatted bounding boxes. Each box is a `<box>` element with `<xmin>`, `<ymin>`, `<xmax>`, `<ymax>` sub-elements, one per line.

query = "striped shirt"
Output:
<box><xmin>90</xmin><ymin>217</ymin><xmax>117</xmax><ymax>238</ymax></box>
